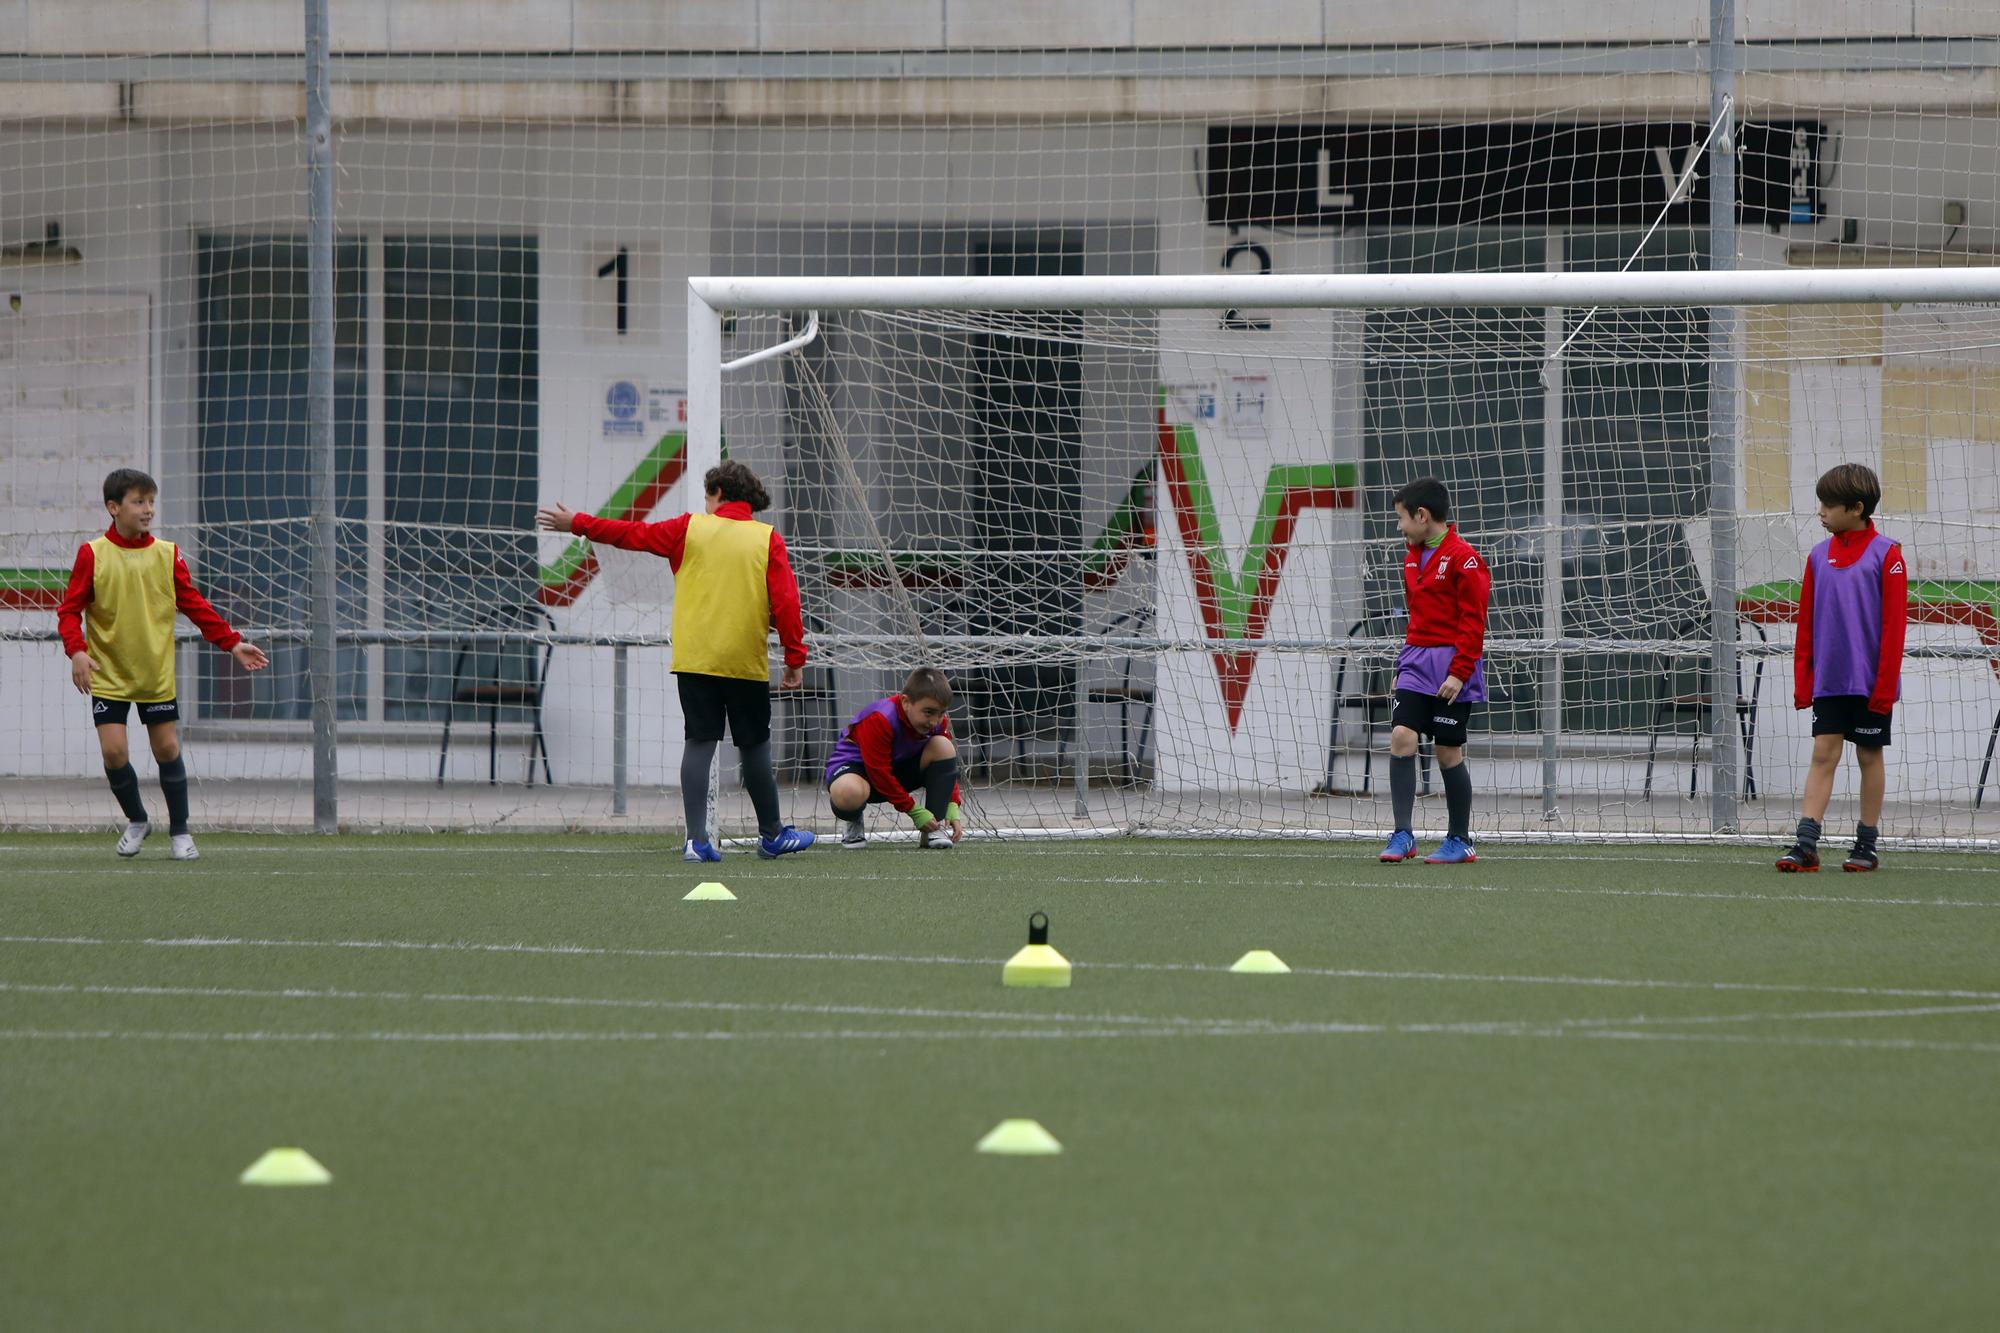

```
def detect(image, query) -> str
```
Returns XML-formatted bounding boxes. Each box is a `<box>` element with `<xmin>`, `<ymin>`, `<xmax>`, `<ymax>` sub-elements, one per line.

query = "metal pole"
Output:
<box><xmin>1072</xmin><ymin>670</ymin><xmax>1089</xmax><ymax>817</ymax></box>
<box><xmin>1708</xmin><ymin>0</ymin><xmax>1743</xmax><ymax>832</ymax></box>
<box><xmin>1541</xmin><ymin>228</ymin><xmax>1564</xmax><ymax>820</ymax></box>
<box><xmin>612</xmin><ymin>645</ymin><xmax>628</xmax><ymax>817</ymax></box>
<box><xmin>305</xmin><ymin>0</ymin><xmax>338</xmax><ymax>833</ymax></box>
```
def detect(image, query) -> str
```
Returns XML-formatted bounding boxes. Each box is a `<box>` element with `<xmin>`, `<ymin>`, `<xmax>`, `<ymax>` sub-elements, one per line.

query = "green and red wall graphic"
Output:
<box><xmin>1155</xmin><ymin>398</ymin><xmax>1358</xmax><ymax>732</ymax></box>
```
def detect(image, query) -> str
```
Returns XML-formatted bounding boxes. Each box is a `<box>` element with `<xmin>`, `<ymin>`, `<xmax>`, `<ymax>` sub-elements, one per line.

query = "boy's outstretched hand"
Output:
<box><xmin>535</xmin><ymin>504</ymin><xmax>578</xmax><ymax>533</ymax></box>
<box><xmin>232</xmin><ymin>642</ymin><xmax>270</xmax><ymax>672</ymax></box>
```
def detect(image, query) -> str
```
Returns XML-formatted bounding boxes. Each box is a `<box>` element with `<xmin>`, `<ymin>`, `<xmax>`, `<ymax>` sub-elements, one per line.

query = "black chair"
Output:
<box><xmin>438</xmin><ymin>605</ymin><xmax>555</xmax><ymax>786</ymax></box>
<box><xmin>1316</xmin><ymin>617</ymin><xmax>1429</xmax><ymax>797</ymax></box>
<box><xmin>1644</xmin><ymin>617</ymin><xmax>1765</xmax><ymax>800</ymax></box>
<box><xmin>1085</xmin><ymin>610</ymin><xmax>1155</xmax><ymax>781</ymax></box>
<box><xmin>1976</xmin><ymin>697</ymin><xmax>2000</xmax><ymax>809</ymax></box>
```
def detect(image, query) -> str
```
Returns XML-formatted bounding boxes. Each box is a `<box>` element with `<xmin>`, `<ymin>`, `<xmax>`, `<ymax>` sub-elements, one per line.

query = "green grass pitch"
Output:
<box><xmin>4</xmin><ymin>834</ymin><xmax>1998</xmax><ymax>1331</ymax></box>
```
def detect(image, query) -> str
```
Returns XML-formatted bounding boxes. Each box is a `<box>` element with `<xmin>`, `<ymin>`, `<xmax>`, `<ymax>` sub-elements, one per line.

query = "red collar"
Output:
<box><xmin>1829</xmin><ymin>522</ymin><xmax>1877</xmax><ymax>558</ymax></box>
<box><xmin>711</xmin><ymin>501</ymin><xmax>753</xmax><ymax>521</ymax></box>
<box><xmin>103</xmin><ymin>524</ymin><xmax>154</xmax><ymax>550</ymax></box>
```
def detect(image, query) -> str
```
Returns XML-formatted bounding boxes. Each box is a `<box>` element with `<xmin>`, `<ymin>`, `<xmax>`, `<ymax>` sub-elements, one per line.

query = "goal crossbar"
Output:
<box><xmin>688</xmin><ymin>268</ymin><xmax>2000</xmax><ymax>313</ymax></box>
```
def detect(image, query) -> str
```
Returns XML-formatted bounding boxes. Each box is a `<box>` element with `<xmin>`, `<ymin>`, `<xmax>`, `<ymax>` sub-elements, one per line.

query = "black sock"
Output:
<box><xmin>681</xmin><ymin>739</ymin><xmax>718</xmax><ymax>843</ymax></box>
<box><xmin>1854</xmin><ymin>822</ymin><xmax>1879</xmax><ymax>852</ymax></box>
<box><xmin>1389</xmin><ymin>753</ymin><xmax>1416</xmax><ymax>832</ymax></box>
<box><xmin>1796</xmin><ymin>816</ymin><xmax>1823</xmax><ymax>851</ymax></box>
<box><xmin>738</xmin><ymin>739</ymin><xmax>783</xmax><ymax>839</ymax></box>
<box><xmin>831</xmin><ymin>805</ymin><xmax>866</xmax><ymax>824</ymax></box>
<box><xmin>105</xmin><ymin>763</ymin><xmax>148</xmax><ymax>824</ymax></box>
<box><xmin>158</xmin><ymin>756</ymin><xmax>190</xmax><ymax>836</ymax></box>
<box><xmin>1441</xmin><ymin>760</ymin><xmax>1473</xmax><ymax>842</ymax></box>
<box><xmin>922</xmin><ymin>756</ymin><xmax>959</xmax><ymax>819</ymax></box>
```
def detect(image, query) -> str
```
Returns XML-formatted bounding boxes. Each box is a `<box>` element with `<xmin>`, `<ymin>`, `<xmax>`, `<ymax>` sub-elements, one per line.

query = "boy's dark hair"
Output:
<box><xmin>102</xmin><ymin>468</ymin><xmax>157</xmax><ymax>506</ymax></box>
<box><xmin>1393</xmin><ymin>477</ymin><xmax>1450</xmax><ymax>524</ymax></box>
<box><xmin>704</xmin><ymin>461</ymin><xmax>771</xmax><ymax>512</ymax></box>
<box><xmin>903</xmin><ymin>666</ymin><xmax>953</xmax><ymax>708</ymax></box>
<box><xmin>1816</xmin><ymin>462</ymin><xmax>1882</xmax><ymax>521</ymax></box>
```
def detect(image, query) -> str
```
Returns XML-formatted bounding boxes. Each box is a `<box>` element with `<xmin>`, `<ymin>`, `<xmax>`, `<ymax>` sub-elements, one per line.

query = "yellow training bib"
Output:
<box><xmin>670</xmin><ymin>513</ymin><xmax>773</xmax><ymax>680</ymax></box>
<box><xmin>85</xmin><ymin>536</ymin><xmax>179</xmax><ymax>702</ymax></box>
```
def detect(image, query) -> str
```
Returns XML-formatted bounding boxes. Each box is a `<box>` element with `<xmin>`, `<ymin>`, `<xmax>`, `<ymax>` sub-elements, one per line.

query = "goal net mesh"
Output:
<box><xmin>0</xmin><ymin>1</ymin><xmax>1996</xmax><ymax>843</ymax></box>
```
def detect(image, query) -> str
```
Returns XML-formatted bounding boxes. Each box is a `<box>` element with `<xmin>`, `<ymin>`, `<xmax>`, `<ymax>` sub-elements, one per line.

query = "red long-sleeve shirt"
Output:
<box><xmin>1793</xmin><ymin>523</ymin><xmax>1906</xmax><ymax>715</ymax></box>
<box><xmin>1402</xmin><ymin>526</ymin><xmax>1492</xmax><ymax>685</ymax></box>
<box><xmin>569</xmin><ymin>500</ymin><xmax>808</xmax><ymax>669</ymax></box>
<box><xmin>56</xmin><ymin>526</ymin><xmax>242</xmax><ymax>658</ymax></box>
<box><xmin>849</xmin><ymin>707</ymin><xmax>961</xmax><ymax>814</ymax></box>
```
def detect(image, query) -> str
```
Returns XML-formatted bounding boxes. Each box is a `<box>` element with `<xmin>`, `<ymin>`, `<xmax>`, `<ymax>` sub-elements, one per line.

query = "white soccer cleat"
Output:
<box><xmin>115</xmin><ymin>821</ymin><xmax>150</xmax><ymax>857</ymax></box>
<box><xmin>170</xmin><ymin>833</ymin><xmax>199</xmax><ymax>861</ymax></box>
<box><xmin>919</xmin><ymin>828</ymin><xmax>956</xmax><ymax>851</ymax></box>
<box><xmin>840</xmin><ymin>818</ymin><xmax>867</xmax><ymax>850</ymax></box>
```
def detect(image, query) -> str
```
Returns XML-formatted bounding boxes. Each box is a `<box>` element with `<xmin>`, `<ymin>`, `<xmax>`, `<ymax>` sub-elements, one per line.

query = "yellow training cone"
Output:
<box><xmin>1002</xmin><ymin>911</ymin><xmax>1070</xmax><ymax>988</ymax></box>
<box><xmin>976</xmin><ymin>1119</ymin><xmax>1063</xmax><ymax>1156</ymax></box>
<box><xmin>1230</xmin><ymin>950</ymin><xmax>1291</xmax><ymax>975</ymax></box>
<box><xmin>683</xmin><ymin>882</ymin><xmax>736</xmax><ymax>901</ymax></box>
<box><xmin>239</xmin><ymin>1147</ymin><xmax>332</xmax><ymax>1186</ymax></box>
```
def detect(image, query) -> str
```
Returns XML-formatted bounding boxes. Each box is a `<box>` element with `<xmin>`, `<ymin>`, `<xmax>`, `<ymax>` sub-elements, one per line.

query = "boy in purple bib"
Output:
<box><xmin>1778</xmin><ymin>463</ymin><xmax>1907</xmax><ymax>872</ymax></box>
<box><xmin>825</xmin><ymin>666</ymin><xmax>963</xmax><ymax>850</ymax></box>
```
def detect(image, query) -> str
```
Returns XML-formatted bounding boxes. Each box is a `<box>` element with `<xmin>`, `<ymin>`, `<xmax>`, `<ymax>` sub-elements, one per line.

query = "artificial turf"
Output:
<box><xmin>3</xmin><ymin>833</ymin><xmax>1997</xmax><ymax>1332</ymax></box>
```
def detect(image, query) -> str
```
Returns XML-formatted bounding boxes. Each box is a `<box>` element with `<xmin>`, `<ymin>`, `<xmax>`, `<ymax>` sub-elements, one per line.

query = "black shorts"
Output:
<box><xmin>1391</xmin><ymin>688</ymin><xmax>1472</xmax><ymax>747</ymax></box>
<box><xmin>1811</xmin><ymin>695</ymin><xmax>1892</xmax><ymax>748</ymax></box>
<box><xmin>91</xmin><ymin>697</ymin><xmax>179</xmax><ymax>728</ymax></box>
<box><xmin>826</xmin><ymin>758</ymin><xmax>926</xmax><ymax>809</ymax></box>
<box><xmin>677</xmin><ymin>673</ymin><xmax>772</xmax><ymax>746</ymax></box>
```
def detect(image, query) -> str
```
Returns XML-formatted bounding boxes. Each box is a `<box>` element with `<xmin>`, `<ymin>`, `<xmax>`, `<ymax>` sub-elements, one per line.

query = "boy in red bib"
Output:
<box><xmin>57</xmin><ymin>468</ymin><xmax>269</xmax><ymax>859</ymax></box>
<box><xmin>1378</xmin><ymin>477</ymin><xmax>1491</xmax><ymax>866</ymax></box>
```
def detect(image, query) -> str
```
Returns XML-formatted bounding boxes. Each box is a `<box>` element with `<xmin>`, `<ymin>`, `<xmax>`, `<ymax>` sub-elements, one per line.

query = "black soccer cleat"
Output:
<box><xmin>1775</xmin><ymin>844</ymin><xmax>1821</xmax><ymax>873</ymax></box>
<box><xmin>1842</xmin><ymin>847</ymin><xmax>1880</xmax><ymax>873</ymax></box>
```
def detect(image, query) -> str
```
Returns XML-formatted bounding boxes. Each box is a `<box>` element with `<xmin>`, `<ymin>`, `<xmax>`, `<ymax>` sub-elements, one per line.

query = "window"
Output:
<box><xmin>195</xmin><ymin>235</ymin><xmax>538</xmax><ymax>724</ymax></box>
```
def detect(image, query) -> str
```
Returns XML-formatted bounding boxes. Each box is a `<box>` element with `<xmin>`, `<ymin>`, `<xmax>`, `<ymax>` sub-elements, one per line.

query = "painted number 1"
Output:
<box><xmin>597</xmin><ymin>247</ymin><xmax>630</xmax><ymax>336</ymax></box>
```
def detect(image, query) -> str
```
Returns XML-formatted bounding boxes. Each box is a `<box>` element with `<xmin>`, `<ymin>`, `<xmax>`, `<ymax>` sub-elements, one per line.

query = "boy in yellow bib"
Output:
<box><xmin>538</xmin><ymin>461</ymin><xmax>815</xmax><ymax>861</ymax></box>
<box><xmin>57</xmin><ymin>469</ymin><xmax>269</xmax><ymax>859</ymax></box>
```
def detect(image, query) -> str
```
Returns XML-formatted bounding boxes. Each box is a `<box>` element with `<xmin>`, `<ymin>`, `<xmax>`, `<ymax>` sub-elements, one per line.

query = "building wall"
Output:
<box><xmin>1</xmin><ymin>2</ymin><xmax>1989</xmax><ymax>55</ymax></box>
<box><xmin>4</xmin><ymin>83</ymin><xmax>2000</xmax><ymax>800</ymax></box>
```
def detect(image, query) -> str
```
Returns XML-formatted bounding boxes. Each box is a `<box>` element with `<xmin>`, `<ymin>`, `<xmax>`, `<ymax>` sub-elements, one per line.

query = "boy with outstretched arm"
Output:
<box><xmin>1379</xmin><ymin>477</ymin><xmax>1491</xmax><ymax>866</ymax></box>
<box><xmin>536</xmin><ymin>460</ymin><xmax>815</xmax><ymax>862</ymax></box>
<box><xmin>57</xmin><ymin>468</ymin><xmax>269</xmax><ymax>859</ymax></box>
<box><xmin>824</xmin><ymin>666</ymin><xmax>964</xmax><ymax>850</ymax></box>
<box><xmin>1779</xmin><ymin>463</ymin><xmax>1906</xmax><ymax>872</ymax></box>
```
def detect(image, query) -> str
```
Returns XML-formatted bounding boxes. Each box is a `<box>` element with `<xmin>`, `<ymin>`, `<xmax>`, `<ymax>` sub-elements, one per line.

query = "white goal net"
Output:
<box><xmin>1</xmin><ymin>0</ymin><xmax>1998</xmax><ymax>845</ymax></box>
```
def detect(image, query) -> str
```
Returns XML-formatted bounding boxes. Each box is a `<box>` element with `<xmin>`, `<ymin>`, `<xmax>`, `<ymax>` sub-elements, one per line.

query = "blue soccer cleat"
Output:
<box><xmin>682</xmin><ymin>838</ymin><xmax>721</xmax><ymax>864</ymax></box>
<box><xmin>1423</xmin><ymin>835</ymin><xmax>1477</xmax><ymax>865</ymax></box>
<box><xmin>1379</xmin><ymin>829</ymin><xmax>1417</xmax><ymax>863</ymax></box>
<box><xmin>757</xmin><ymin>826</ymin><xmax>816</xmax><ymax>859</ymax></box>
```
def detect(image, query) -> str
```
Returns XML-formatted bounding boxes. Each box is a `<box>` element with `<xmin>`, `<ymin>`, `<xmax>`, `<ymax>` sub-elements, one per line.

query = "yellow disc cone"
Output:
<box><xmin>1002</xmin><ymin>943</ymin><xmax>1071</xmax><ymax>988</ymax></box>
<box><xmin>1229</xmin><ymin>949</ymin><xmax>1291</xmax><ymax>974</ymax></box>
<box><xmin>683</xmin><ymin>881</ymin><xmax>735</xmax><ymax>901</ymax></box>
<box><xmin>976</xmin><ymin>1119</ymin><xmax>1063</xmax><ymax>1155</ymax></box>
<box><xmin>239</xmin><ymin>1147</ymin><xmax>332</xmax><ymax>1186</ymax></box>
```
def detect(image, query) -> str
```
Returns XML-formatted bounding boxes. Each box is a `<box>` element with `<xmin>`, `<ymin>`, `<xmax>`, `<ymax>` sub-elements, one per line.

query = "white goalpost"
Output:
<box><xmin>689</xmin><ymin>269</ymin><xmax>2000</xmax><ymax>847</ymax></box>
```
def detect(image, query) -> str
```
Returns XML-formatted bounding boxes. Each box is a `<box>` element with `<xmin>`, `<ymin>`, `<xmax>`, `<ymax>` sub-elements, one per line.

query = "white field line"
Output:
<box><xmin>4</xmin><ymin>840</ymin><xmax>1997</xmax><ymax>873</ymax></box>
<box><xmin>12</xmin><ymin>980</ymin><xmax>1997</xmax><ymax>1039</ymax></box>
<box><xmin>7</xmin><ymin>864</ymin><xmax>1995</xmax><ymax>909</ymax></box>
<box><xmin>1446</xmin><ymin>1000</ymin><xmax>2000</xmax><ymax>1033</ymax></box>
<box><xmin>0</xmin><ymin>980</ymin><xmax>1280</xmax><ymax>1029</ymax></box>
<box><xmin>5</xmin><ymin>932</ymin><xmax>2000</xmax><ymax>1004</ymax></box>
<box><xmin>3</xmin><ymin>1023</ymin><xmax>1998</xmax><ymax>1056</ymax></box>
